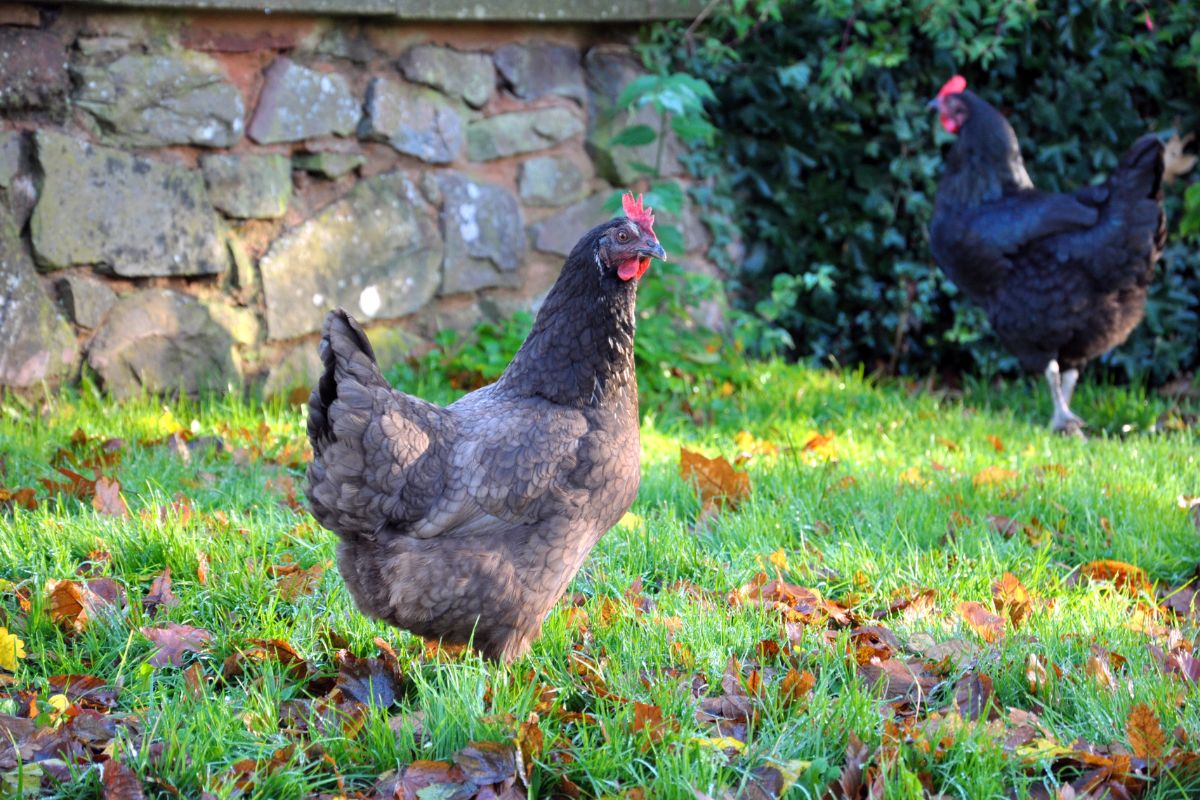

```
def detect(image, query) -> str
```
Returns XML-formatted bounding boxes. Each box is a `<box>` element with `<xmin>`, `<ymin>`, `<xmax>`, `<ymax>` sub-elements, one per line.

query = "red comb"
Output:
<box><xmin>622</xmin><ymin>192</ymin><xmax>655</xmax><ymax>236</ymax></box>
<box><xmin>937</xmin><ymin>75</ymin><xmax>967</xmax><ymax>99</ymax></box>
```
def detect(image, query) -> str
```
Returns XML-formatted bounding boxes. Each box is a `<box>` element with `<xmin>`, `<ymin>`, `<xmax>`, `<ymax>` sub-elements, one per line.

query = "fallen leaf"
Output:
<box><xmin>898</xmin><ymin>466</ymin><xmax>929</xmax><ymax>489</ymax></box>
<box><xmin>0</xmin><ymin>627</ymin><xmax>25</xmax><ymax>671</ymax></box>
<box><xmin>958</xmin><ymin>601</ymin><xmax>1005</xmax><ymax>643</ymax></box>
<box><xmin>277</xmin><ymin>563</ymin><xmax>325</xmax><ymax>601</ymax></box>
<box><xmin>986</xmin><ymin>434</ymin><xmax>1004</xmax><ymax>452</ymax></box>
<box><xmin>953</xmin><ymin>672</ymin><xmax>994</xmax><ymax>721</ymax></box>
<box><xmin>142</xmin><ymin>568</ymin><xmax>179</xmax><ymax>618</ymax></box>
<box><xmin>196</xmin><ymin>552</ymin><xmax>210</xmax><ymax>586</ymax></box>
<box><xmin>632</xmin><ymin>701</ymin><xmax>669</xmax><ymax>743</ymax></box>
<box><xmin>336</xmin><ymin>650</ymin><xmax>403</xmax><ymax>707</ymax></box>
<box><xmin>102</xmin><ymin>757</ymin><xmax>145</xmax><ymax>800</ymax></box>
<box><xmin>141</xmin><ymin>623</ymin><xmax>212</xmax><ymax>667</ymax></box>
<box><xmin>1077</xmin><ymin>560</ymin><xmax>1152</xmax><ymax>596</ymax></box>
<box><xmin>1024</xmin><ymin>653</ymin><xmax>1050</xmax><ymax>694</ymax></box>
<box><xmin>1085</xmin><ymin>654</ymin><xmax>1118</xmax><ymax>691</ymax></box>
<box><xmin>453</xmin><ymin>740</ymin><xmax>518</xmax><ymax>785</ymax></box>
<box><xmin>1126</xmin><ymin>703</ymin><xmax>1166</xmax><ymax>760</ymax></box>
<box><xmin>93</xmin><ymin>476</ymin><xmax>129</xmax><ymax>519</ymax></box>
<box><xmin>47</xmin><ymin>674</ymin><xmax>118</xmax><ymax>710</ymax></box>
<box><xmin>679</xmin><ymin>447</ymin><xmax>751</xmax><ymax>510</ymax></box>
<box><xmin>222</xmin><ymin>638</ymin><xmax>312</xmax><ymax>682</ymax></box>
<box><xmin>45</xmin><ymin>578</ymin><xmax>126</xmax><ymax>633</ymax></box>
<box><xmin>779</xmin><ymin>668</ymin><xmax>815</xmax><ymax>706</ymax></box>
<box><xmin>515</xmin><ymin>714</ymin><xmax>543</xmax><ymax>782</ymax></box>
<box><xmin>0</xmin><ymin>487</ymin><xmax>37</xmax><ymax>511</ymax></box>
<box><xmin>801</xmin><ymin>431</ymin><xmax>837</xmax><ymax>459</ymax></box>
<box><xmin>973</xmin><ymin>466</ymin><xmax>1018</xmax><ymax>488</ymax></box>
<box><xmin>992</xmin><ymin>572</ymin><xmax>1031</xmax><ymax>628</ymax></box>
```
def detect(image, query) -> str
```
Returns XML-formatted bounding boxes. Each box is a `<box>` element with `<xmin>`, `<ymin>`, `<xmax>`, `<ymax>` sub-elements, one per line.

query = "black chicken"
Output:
<box><xmin>928</xmin><ymin>75</ymin><xmax>1166</xmax><ymax>434</ymax></box>
<box><xmin>306</xmin><ymin>193</ymin><xmax>664</xmax><ymax>662</ymax></box>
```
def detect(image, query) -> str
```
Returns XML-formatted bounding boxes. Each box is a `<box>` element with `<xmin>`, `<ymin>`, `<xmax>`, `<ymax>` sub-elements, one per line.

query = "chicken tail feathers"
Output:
<box><xmin>307</xmin><ymin>308</ymin><xmax>385</xmax><ymax>457</ymax></box>
<box><xmin>1115</xmin><ymin>134</ymin><xmax>1165</xmax><ymax>203</ymax></box>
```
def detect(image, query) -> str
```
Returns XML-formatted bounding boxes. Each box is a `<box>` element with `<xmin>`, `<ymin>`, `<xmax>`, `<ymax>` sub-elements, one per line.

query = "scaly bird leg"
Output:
<box><xmin>1045</xmin><ymin>360</ymin><xmax>1086</xmax><ymax>436</ymax></box>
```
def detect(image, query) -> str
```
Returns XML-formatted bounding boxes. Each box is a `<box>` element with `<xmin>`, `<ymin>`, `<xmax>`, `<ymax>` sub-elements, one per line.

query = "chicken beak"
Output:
<box><xmin>639</xmin><ymin>241</ymin><xmax>667</xmax><ymax>262</ymax></box>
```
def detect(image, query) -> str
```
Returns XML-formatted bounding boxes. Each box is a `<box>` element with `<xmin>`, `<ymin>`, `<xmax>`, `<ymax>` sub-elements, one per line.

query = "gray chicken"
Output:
<box><xmin>306</xmin><ymin>193</ymin><xmax>664</xmax><ymax>662</ymax></box>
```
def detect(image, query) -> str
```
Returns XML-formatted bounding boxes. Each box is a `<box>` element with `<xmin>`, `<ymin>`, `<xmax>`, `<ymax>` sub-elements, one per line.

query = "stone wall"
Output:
<box><xmin>0</xmin><ymin>2</ymin><xmax>714</xmax><ymax>398</ymax></box>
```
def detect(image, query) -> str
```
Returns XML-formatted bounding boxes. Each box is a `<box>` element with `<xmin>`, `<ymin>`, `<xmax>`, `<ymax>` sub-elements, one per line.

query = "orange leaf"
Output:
<box><xmin>196</xmin><ymin>552</ymin><xmax>210</xmax><ymax>586</ymax></box>
<box><xmin>780</xmin><ymin>668</ymin><xmax>815</xmax><ymax>706</ymax></box>
<box><xmin>957</xmin><ymin>601</ymin><xmax>1005</xmax><ymax>643</ymax></box>
<box><xmin>972</xmin><ymin>466</ymin><xmax>1018</xmax><ymax>487</ymax></box>
<box><xmin>1078</xmin><ymin>560</ymin><xmax>1152</xmax><ymax>596</ymax></box>
<box><xmin>679</xmin><ymin>447</ymin><xmax>751</xmax><ymax>510</ymax></box>
<box><xmin>93</xmin><ymin>477</ymin><xmax>129</xmax><ymax>518</ymax></box>
<box><xmin>632</xmin><ymin>701</ymin><xmax>668</xmax><ymax>743</ymax></box>
<box><xmin>277</xmin><ymin>563</ymin><xmax>325</xmax><ymax>601</ymax></box>
<box><xmin>1085</xmin><ymin>654</ymin><xmax>1118</xmax><ymax>691</ymax></box>
<box><xmin>1126</xmin><ymin>703</ymin><xmax>1166</xmax><ymax>760</ymax></box>
<box><xmin>1024</xmin><ymin>653</ymin><xmax>1049</xmax><ymax>694</ymax></box>
<box><xmin>991</xmin><ymin>572</ymin><xmax>1031</xmax><ymax>628</ymax></box>
<box><xmin>986</xmin><ymin>434</ymin><xmax>1004</xmax><ymax>453</ymax></box>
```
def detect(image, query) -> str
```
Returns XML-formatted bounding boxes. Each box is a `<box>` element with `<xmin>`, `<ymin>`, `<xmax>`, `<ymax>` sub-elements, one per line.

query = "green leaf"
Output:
<box><xmin>655</xmin><ymin>222</ymin><xmax>686</xmax><ymax>256</ymax></box>
<box><xmin>610</xmin><ymin>124</ymin><xmax>658</xmax><ymax>147</ymax></box>
<box><xmin>646</xmin><ymin>182</ymin><xmax>685</xmax><ymax>215</ymax></box>
<box><xmin>616</xmin><ymin>75</ymin><xmax>660</xmax><ymax>110</ymax></box>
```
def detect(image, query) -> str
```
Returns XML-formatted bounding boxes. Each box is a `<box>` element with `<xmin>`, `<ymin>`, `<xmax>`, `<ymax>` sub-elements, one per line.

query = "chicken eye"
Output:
<box><xmin>616</xmin><ymin>230</ymin><xmax>630</xmax><ymax>243</ymax></box>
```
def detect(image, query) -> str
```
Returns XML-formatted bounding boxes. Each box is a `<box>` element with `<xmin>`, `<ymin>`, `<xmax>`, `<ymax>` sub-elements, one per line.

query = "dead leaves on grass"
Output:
<box><xmin>680</xmin><ymin>447</ymin><xmax>751</xmax><ymax>511</ymax></box>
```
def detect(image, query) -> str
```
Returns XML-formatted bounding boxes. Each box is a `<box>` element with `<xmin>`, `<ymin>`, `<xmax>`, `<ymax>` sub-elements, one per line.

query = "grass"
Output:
<box><xmin>0</xmin><ymin>365</ymin><xmax>1197</xmax><ymax>799</ymax></box>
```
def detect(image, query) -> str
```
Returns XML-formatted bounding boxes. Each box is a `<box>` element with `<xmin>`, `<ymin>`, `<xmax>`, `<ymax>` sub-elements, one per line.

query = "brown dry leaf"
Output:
<box><xmin>1126</xmin><ymin>703</ymin><xmax>1166</xmax><ymax>760</ymax></box>
<box><xmin>800</xmin><ymin>431</ymin><xmax>837</xmax><ymax>460</ymax></box>
<box><xmin>336</xmin><ymin>650</ymin><xmax>403</xmax><ymax>707</ymax></box>
<box><xmin>953</xmin><ymin>672</ymin><xmax>994</xmax><ymax>721</ymax></box>
<box><xmin>679</xmin><ymin>447</ymin><xmax>751</xmax><ymax>510</ymax></box>
<box><xmin>958</xmin><ymin>601</ymin><xmax>1005</xmax><ymax>643</ymax></box>
<box><xmin>1085</xmin><ymin>654</ymin><xmax>1118</xmax><ymax>691</ymax></box>
<box><xmin>196</xmin><ymin>552</ymin><xmax>210</xmax><ymax>586</ymax></box>
<box><xmin>858</xmin><ymin>658</ymin><xmax>938</xmax><ymax>705</ymax></box>
<box><xmin>631</xmin><ymin>701</ymin><xmax>669</xmax><ymax>743</ymax></box>
<box><xmin>453</xmin><ymin>740</ymin><xmax>518</xmax><ymax>785</ymax></box>
<box><xmin>0</xmin><ymin>487</ymin><xmax>37</xmax><ymax>511</ymax></box>
<box><xmin>515</xmin><ymin>713</ymin><xmax>543</xmax><ymax>782</ymax></box>
<box><xmin>223</xmin><ymin>638</ymin><xmax>313</xmax><ymax>682</ymax></box>
<box><xmin>277</xmin><ymin>563</ymin><xmax>325</xmax><ymax>601</ymax></box>
<box><xmin>45</xmin><ymin>578</ymin><xmax>126</xmax><ymax>632</ymax></box>
<box><xmin>987</xmin><ymin>514</ymin><xmax>1026</xmax><ymax>539</ymax></box>
<box><xmin>183</xmin><ymin>663</ymin><xmax>206</xmax><ymax>699</ymax></box>
<box><xmin>40</xmin><ymin>465</ymin><xmax>96</xmax><ymax>499</ymax></box>
<box><xmin>992</xmin><ymin>572</ymin><xmax>1031</xmax><ymax>628</ymax></box>
<box><xmin>973</xmin><ymin>466</ymin><xmax>1018</xmax><ymax>488</ymax></box>
<box><xmin>102</xmin><ymin>758</ymin><xmax>146</xmax><ymax>800</ymax></box>
<box><xmin>936</xmin><ymin>436</ymin><xmax>959</xmax><ymax>451</ymax></box>
<box><xmin>93</xmin><ymin>476</ymin><xmax>129</xmax><ymax>518</ymax></box>
<box><xmin>986</xmin><ymin>434</ymin><xmax>1004</xmax><ymax>453</ymax></box>
<box><xmin>47</xmin><ymin>674</ymin><xmax>119</xmax><ymax>710</ymax></box>
<box><xmin>1077</xmin><ymin>560</ymin><xmax>1152</xmax><ymax>596</ymax></box>
<box><xmin>779</xmin><ymin>668</ymin><xmax>815</xmax><ymax>706</ymax></box>
<box><xmin>1024</xmin><ymin>653</ymin><xmax>1050</xmax><ymax>694</ymax></box>
<box><xmin>102</xmin><ymin>757</ymin><xmax>146</xmax><ymax>800</ymax></box>
<box><xmin>141</xmin><ymin>623</ymin><xmax>213</xmax><ymax>667</ymax></box>
<box><xmin>142</xmin><ymin>568</ymin><xmax>179</xmax><ymax>618</ymax></box>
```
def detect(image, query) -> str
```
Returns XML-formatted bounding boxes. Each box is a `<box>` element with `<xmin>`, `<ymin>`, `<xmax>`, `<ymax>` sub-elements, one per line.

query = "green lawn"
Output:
<box><xmin>0</xmin><ymin>366</ymin><xmax>1197</xmax><ymax>799</ymax></box>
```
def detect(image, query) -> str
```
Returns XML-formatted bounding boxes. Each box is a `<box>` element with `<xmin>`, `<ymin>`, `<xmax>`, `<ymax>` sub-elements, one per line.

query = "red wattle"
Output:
<box><xmin>619</xmin><ymin>261</ymin><xmax>648</xmax><ymax>283</ymax></box>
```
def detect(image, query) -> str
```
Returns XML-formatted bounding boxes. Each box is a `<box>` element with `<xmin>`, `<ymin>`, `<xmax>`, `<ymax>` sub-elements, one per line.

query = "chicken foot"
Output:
<box><xmin>1045</xmin><ymin>360</ymin><xmax>1086</xmax><ymax>436</ymax></box>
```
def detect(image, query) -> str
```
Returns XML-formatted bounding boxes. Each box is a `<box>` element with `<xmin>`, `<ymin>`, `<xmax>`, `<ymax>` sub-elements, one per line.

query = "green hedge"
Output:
<box><xmin>656</xmin><ymin>0</ymin><xmax>1200</xmax><ymax>383</ymax></box>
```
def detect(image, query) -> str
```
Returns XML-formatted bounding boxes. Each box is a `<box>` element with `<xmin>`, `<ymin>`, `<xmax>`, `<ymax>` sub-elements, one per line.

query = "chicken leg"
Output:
<box><xmin>1045</xmin><ymin>360</ymin><xmax>1085</xmax><ymax>435</ymax></box>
